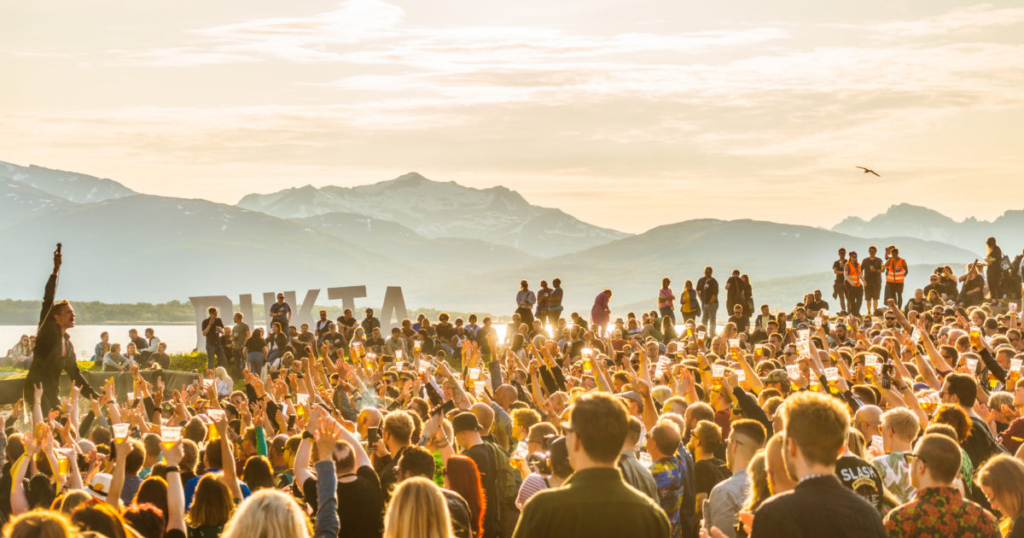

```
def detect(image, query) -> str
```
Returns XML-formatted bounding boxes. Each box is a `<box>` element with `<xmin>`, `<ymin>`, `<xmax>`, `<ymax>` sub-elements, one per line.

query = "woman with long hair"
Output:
<box><xmin>134</xmin><ymin>476</ymin><xmax>169</xmax><ymax>523</ymax></box>
<box><xmin>220</xmin><ymin>490</ymin><xmax>311</xmax><ymax>538</ymax></box>
<box><xmin>124</xmin><ymin>342</ymin><xmax>142</xmax><ymax>369</ymax></box>
<box><xmin>384</xmin><ymin>478</ymin><xmax>454</xmax><ymax>538</ymax></box>
<box><xmin>70</xmin><ymin>500</ymin><xmax>131</xmax><ymax>538</ymax></box>
<box><xmin>738</xmin><ymin>453</ymin><xmax>770</xmax><ymax>537</ymax></box>
<box><xmin>186</xmin><ymin>474</ymin><xmax>234</xmax><ymax>537</ymax></box>
<box><xmin>976</xmin><ymin>455</ymin><xmax>1024</xmax><ymax>537</ymax></box>
<box><xmin>242</xmin><ymin>456</ymin><xmax>276</xmax><ymax>493</ymax></box>
<box><xmin>444</xmin><ymin>456</ymin><xmax>484</xmax><ymax>538</ymax></box>
<box><xmin>243</xmin><ymin>328</ymin><xmax>268</xmax><ymax>375</ymax></box>
<box><xmin>215</xmin><ymin>367</ymin><xmax>233</xmax><ymax>398</ymax></box>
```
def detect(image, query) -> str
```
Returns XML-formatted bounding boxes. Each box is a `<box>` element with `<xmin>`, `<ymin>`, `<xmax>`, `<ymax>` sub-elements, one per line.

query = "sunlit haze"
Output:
<box><xmin>3</xmin><ymin>0</ymin><xmax>1023</xmax><ymax>233</ymax></box>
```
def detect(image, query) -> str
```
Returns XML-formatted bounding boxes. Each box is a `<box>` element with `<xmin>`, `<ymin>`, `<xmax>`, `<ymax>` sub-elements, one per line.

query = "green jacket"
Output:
<box><xmin>513</xmin><ymin>467</ymin><xmax>670</xmax><ymax>538</ymax></box>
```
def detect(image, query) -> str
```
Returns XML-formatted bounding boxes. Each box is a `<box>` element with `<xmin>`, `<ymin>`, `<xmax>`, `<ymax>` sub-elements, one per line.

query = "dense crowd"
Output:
<box><xmin>3</xmin><ymin>238</ymin><xmax>1024</xmax><ymax>538</ymax></box>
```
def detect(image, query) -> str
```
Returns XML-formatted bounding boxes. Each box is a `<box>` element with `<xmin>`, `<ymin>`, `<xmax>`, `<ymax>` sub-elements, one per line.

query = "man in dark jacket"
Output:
<box><xmin>24</xmin><ymin>246</ymin><xmax>96</xmax><ymax>415</ymax></box>
<box><xmin>513</xmin><ymin>393</ymin><xmax>669</xmax><ymax>538</ymax></box>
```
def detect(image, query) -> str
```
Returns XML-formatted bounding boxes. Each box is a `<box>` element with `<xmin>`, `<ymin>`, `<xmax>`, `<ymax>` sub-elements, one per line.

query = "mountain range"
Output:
<box><xmin>834</xmin><ymin>203</ymin><xmax>1024</xmax><ymax>255</ymax></box>
<box><xmin>0</xmin><ymin>160</ymin><xmax>1008</xmax><ymax>317</ymax></box>
<box><xmin>238</xmin><ymin>173</ymin><xmax>628</xmax><ymax>258</ymax></box>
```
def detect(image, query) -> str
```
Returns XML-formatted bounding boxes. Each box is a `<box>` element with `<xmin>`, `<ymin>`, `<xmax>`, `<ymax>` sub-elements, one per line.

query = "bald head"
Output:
<box><xmin>358</xmin><ymin>408</ymin><xmax>382</xmax><ymax>438</ymax></box>
<box><xmin>471</xmin><ymin>403</ymin><xmax>494</xmax><ymax>431</ymax></box>
<box><xmin>854</xmin><ymin>405</ymin><xmax>883</xmax><ymax>441</ymax></box>
<box><xmin>495</xmin><ymin>385</ymin><xmax>517</xmax><ymax>409</ymax></box>
<box><xmin>765</xmin><ymin>433</ymin><xmax>797</xmax><ymax>495</ymax></box>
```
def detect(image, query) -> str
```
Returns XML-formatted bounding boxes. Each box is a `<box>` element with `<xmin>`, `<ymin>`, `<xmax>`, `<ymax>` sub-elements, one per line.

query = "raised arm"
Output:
<box><xmin>214</xmin><ymin>412</ymin><xmax>243</xmax><ymax>501</ymax></box>
<box><xmin>313</xmin><ymin>420</ymin><xmax>341</xmax><ymax>538</ymax></box>
<box><xmin>162</xmin><ymin>441</ymin><xmax>187</xmax><ymax>533</ymax></box>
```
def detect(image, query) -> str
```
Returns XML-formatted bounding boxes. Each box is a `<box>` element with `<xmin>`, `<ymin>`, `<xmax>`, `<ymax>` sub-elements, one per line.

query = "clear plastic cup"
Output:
<box><xmin>113</xmin><ymin>423</ymin><xmax>130</xmax><ymax>444</ymax></box>
<box><xmin>824</xmin><ymin>367</ymin><xmax>839</xmax><ymax>381</ymax></box>
<box><xmin>161</xmin><ymin>426</ymin><xmax>181</xmax><ymax>450</ymax></box>
<box><xmin>469</xmin><ymin>368</ymin><xmax>480</xmax><ymax>381</ymax></box>
<box><xmin>56</xmin><ymin>448</ymin><xmax>71</xmax><ymax>477</ymax></box>
<box><xmin>711</xmin><ymin>364</ymin><xmax>726</xmax><ymax>379</ymax></box>
<box><xmin>786</xmin><ymin>364</ymin><xmax>801</xmax><ymax>380</ymax></box>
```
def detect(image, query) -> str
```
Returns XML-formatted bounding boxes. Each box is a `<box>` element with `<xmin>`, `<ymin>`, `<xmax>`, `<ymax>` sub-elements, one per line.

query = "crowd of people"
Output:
<box><xmin>4</xmin><ymin>239</ymin><xmax>1024</xmax><ymax>538</ymax></box>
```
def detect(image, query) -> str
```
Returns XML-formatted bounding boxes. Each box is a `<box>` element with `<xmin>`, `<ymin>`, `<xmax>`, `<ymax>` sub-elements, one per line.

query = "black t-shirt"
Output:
<box><xmin>807</xmin><ymin>299</ymin><xmax>829</xmax><ymax>312</ymax></box>
<box><xmin>269</xmin><ymin>302</ymin><xmax>291</xmax><ymax>326</ymax></box>
<box><xmin>245</xmin><ymin>335</ymin><xmax>265</xmax><ymax>352</ymax></box>
<box><xmin>835</xmin><ymin>455</ymin><xmax>883</xmax><ymax>511</ymax></box>
<box><xmin>304</xmin><ymin>466</ymin><xmax>383</xmax><ymax>538</ymax></box>
<box><xmin>694</xmin><ymin>457</ymin><xmax>730</xmax><ymax>497</ymax></box>
<box><xmin>321</xmin><ymin>332</ymin><xmax>346</xmax><ymax>351</ymax></box>
<box><xmin>476</xmin><ymin>326</ymin><xmax>495</xmax><ymax>354</ymax></box>
<box><xmin>728</xmin><ymin>315</ymin><xmax>749</xmax><ymax>333</ymax></box>
<box><xmin>201</xmin><ymin>318</ymin><xmax>224</xmax><ymax>347</ymax></box>
<box><xmin>833</xmin><ymin>259</ymin><xmax>846</xmax><ymax>284</ymax></box>
<box><xmin>726</xmin><ymin>276</ymin><xmax>744</xmax><ymax>304</ymax></box>
<box><xmin>463</xmin><ymin>443</ymin><xmax>500</xmax><ymax>537</ymax></box>
<box><xmin>436</xmin><ymin>322</ymin><xmax>456</xmax><ymax>342</ymax></box>
<box><xmin>861</xmin><ymin>257</ymin><xmax>883</xmax><ymax>283</ymax></box>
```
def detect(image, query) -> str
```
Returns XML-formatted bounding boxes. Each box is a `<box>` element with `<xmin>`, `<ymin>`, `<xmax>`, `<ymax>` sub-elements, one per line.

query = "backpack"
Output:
<box><xmin>1002</xmin><ymin>255</ymin><xmax>1012</xmax><ymax>272</ymax></box>
<box><xmin>485</xmin><ymin>441</ymin><xmax>518</xmax><ymax>507</ymax></box>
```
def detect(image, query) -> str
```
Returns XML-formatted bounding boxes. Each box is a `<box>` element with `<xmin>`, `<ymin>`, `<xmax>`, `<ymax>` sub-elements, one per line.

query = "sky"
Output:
<box><xmin>2</xmin><ymin>0</ymin><xmax>1023</xmax><ymax>233</ymax></box>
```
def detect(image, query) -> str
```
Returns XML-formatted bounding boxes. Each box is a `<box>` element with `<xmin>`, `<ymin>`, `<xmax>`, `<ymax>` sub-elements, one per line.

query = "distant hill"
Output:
<box><xmin>0</xmin><ymin>180</ymin><xmax>72</xmax><ymax>227</ymax></box>
<box><xmin>834</xmin><ymin>203</ymin><xmax>1024</xmax><ymax>254</ymax></box>
<box><xmin>238</xmin><ymin>172</ymin><xmax>629</xmax><ymax>258</ymax></box>
<box><xmin>0</xmin><ymin>161</ymin><xmax>136</xmax><ymax>204</ymax></box>
<box><xmin>416</xmin><ymin>219</ymin><xmax>978</xmax><ymax>315</ymax></box>
<box><xmin>0</xmin><ymin>195</ymin><xmax>414</xmax><ymax>303</ymax></box>
<box><xmin>294</xmin><ymin>212</ymin><xmax>538</xmax><ymax>272</ymax></box>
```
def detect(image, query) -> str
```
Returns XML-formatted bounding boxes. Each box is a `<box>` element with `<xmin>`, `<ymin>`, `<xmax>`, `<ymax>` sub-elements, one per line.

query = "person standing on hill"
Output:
<box><xmin>833</xmin><ymin>248</ymin><xmax>848</xmax><ymax>313</ymax></box>
<box><xmin>659</xmin><ymin>278</ymin><xmax>676</xmax><ymax>323</ymax></box>
<box><xmin>861</xmin><ymin>246</ymin><xmax>883</xmax><ymax>315</ymax></box>
<box><xmin>24</xmin><ymin>246</ymin><xmax>96</xmax><ymax>416</ymax></box>
<box><xmin>547</xmin><ymin>278</ymin><xmax>564</xmax><ymax>326</ymax></box>
<box><xmin>844</xmin><ymin>251</ymin><xmax>864</xmax><ymax>316</ymax></box>
<box><xmin>536</xmin><ymin>280</ymin><xmax>552</xmax><ymax>329</ymax></box>
<box><xmin>985</xmin><ymin>237</ymin><xmax>1004</xmax><ymax>306</ymax></box>
<box><xmin>884</xmin><ymin>246</ymin><xmax>908</xmax><ymax>308</ymax></box>
<box><xmin>698</xmin><ymin>267</ymin><xmax>719</xmax><ymax>337</ymax></box>
<box><xmin>516</xmin><ymin>280</ymin><xmax>536</xmax><ymax>328</ymax></box>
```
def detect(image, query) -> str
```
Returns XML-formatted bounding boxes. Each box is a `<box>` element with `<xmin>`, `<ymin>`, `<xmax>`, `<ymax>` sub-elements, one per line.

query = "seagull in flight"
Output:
<box><xmin>856</xmin><ymin>166</ymin><xmax>880</xmax><ymax>177</ymax></box>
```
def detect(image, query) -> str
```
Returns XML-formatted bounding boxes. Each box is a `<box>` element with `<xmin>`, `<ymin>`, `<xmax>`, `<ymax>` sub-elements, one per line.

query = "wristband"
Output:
<box><xmin>165</xmin><ymin>468</ymin><xmax>180</xmax><ymax>474</ymax></box>
<box><xmin>302</xmin><ymin>431</ymin><xmax>315</xmax><ymax>441</ymax></box>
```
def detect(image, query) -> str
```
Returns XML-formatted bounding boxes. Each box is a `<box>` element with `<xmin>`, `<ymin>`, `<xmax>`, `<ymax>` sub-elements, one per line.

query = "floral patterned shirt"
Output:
<box><xmin>883</xmin><ymin>486</ymin><xmax>1000</xmax><ymax>538</ymax></box>
<box><xmin>650</xmin><ymin>453</ymin><xmax>687</xmax><ymax>538</ymax></box>
<box><xmin>872</xmin><ymin>452</ymin><xmax>916</xmax><ymax>504</ymax></box>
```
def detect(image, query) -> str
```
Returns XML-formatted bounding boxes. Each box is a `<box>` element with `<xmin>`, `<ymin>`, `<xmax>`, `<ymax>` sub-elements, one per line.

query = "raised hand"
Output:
<box><xmin>315</xmin><ymin>418</ymin><xmax>341</xmax><ymax>461</ymax></box>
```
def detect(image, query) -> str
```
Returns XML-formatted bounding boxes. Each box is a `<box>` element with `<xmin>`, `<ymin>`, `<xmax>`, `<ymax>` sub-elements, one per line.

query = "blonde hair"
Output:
<box><xmin>215</xmin><ymin>367</ymin><xmax>231</xmax><ymax>383</ymax></box>
<box><xmin>384</xmin><ymin>477</ymin><xmax>454</xmax><ymax>538</ymax></box>
<box><xmin>2</xmin><ymin>509</ymin><xmax>77</xmax><ymax>538</ymax></box>
<box><xmin>221</xmin><ymin>490</ymin><xmax>312</xmax><ymax>538</ymax></box>
<box><xmin>882</xmin><ymin>407</ymin><xmax>920</xmax><ymax>442</ymax></box>
<box><xmin>57</xmin><ymin>489</ymin><xmax>91</xmax><ymax>514</ymax></box>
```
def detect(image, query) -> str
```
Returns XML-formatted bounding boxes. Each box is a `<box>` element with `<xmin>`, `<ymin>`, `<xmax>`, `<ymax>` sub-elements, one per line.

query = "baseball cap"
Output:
<box><xmin>761</xmin><ymin>369</ymin><xmax>792</xmax><ymax>390</ymax></box>
<box><xmin>452</xmin><ymin>412</ymin><xmax>484</xmax><ymax>434</ymax></box>
<box><xmin>619</xmin><ymin>391</ymin><xmax>643</xmax><ymax>407</ymax></box>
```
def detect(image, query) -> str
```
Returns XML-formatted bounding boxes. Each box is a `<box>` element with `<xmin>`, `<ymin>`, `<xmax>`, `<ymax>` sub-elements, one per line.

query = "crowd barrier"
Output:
<box><xmin>0</xmin><ymin>370</ymin><xmax>201</xmax><ymax>405</ymax></box>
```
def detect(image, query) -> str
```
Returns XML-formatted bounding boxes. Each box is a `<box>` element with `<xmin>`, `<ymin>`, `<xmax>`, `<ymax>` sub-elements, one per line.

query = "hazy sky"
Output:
<box><xmin>2</xmin><ymin>0</ymin><xmax>1022</xmax><ymax>233</ymax></box>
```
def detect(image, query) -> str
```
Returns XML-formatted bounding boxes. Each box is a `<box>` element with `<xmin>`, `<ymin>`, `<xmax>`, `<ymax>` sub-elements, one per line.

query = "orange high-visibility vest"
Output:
<box><xmin>847</xmin><ymin>261</ymin><xmax>862</xmax><ymax>287</ymax></box>
<box><xmin>886</xmin><ymin>258</ymin><xmax>908</xmax><ymax>283</ymax></box>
